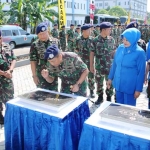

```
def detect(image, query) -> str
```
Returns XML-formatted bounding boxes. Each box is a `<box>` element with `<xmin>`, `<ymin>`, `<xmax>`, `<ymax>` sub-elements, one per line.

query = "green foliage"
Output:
<box><xmin>8</xmin><ymin>0</ymin><xmax>58</xmax><ymax>33</ymax></box>
<box><xmin>0</xmin><ymin>2</ymin><xmax>8</xmax><ymax>25</ymax></box>
<box><xmin>97</xmin><ymin>9</ymin><xmax>108</xmax><ymax>14</ymax></box>
<box><xmin>108</xmin><ymin>6</ymin><xmax>127</xmax><ymax>17</ymax></box>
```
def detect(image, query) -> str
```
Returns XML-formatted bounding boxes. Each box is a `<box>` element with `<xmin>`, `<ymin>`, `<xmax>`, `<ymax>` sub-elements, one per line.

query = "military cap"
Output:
<box><xmin>70</xmin><ymin>24</ymin><xmax>74</xmax><ymax>26</ymax></box>
<box><xmin>118</xmin><ymin>24</ymin><xmax>121</xmax><ymax>26</ymax></box>
<box><xmin>76</xmin><ymin>27</ymin><xmax>80</xmax><ymax>29</ymax></box>
<box><xmin>126</xmin><ymin>21</ymin><xmax>138</xmax><ymax>29</ymax></box>
<box><xmin>100</xmin><ymin>22</ymin><xmax>113</xmax><ymax>29</ymax></box>
<box><xmin>77</xmin><ymin>24</ymin><xmax>81</xmax><ymax>27</ymax></box>
<box><xmin>96</xmin><ymin>24</ymin><xmax>100</xmax><ymax>27</ymax></box>
<box><xmin>61</xmin><ymin>25</ymin><xmax>65</xmax><ymax>28</ymax></box>
<box><xmin>91</xmin><ymin>24</ymin><xmax>94</xmax><ymax>27</ymax></box>
<box><xmin>44</xmin><ymin>45</ymin><xmax>60</xmax><ymax>60</ymax></box>
<box><xmin>145</xmin><ymin>24</ymin><xmax>148</xmax><ymax>26</ymax></box>
<box><xmin>81</xmin><ymin>24</ymin><xmax>91</xmax><ymax>30</ymax></box>
<box><xmin>36</xmin><ymin>23</ymin><xmax>47</xmax><ymax>34</ymax></box>
<box><xmin>54</xmin><ymin>23</ymin><xmax>58</xmax><ymax>26</ymax></box>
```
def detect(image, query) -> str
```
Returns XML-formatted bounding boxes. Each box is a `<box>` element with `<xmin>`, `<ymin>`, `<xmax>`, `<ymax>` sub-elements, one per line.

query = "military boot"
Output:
<box><xmin>90</xmin><ymin>90</ymin><xmax>95</xmax><ymax>98</ymax></box>
<box><xmin>0</xmin><ymin>102</ymin><xmax>4</xmax><ymax>125</ymax></box>
<box><xmin>0</xmin><ymin>111</ymin><xmax>4</xmax><ymax>125</ymax></box>
<box><xmin>95</xmin><ymin>95</ymin><xmax>103</xmax><ymax>105</ymax></box>
<box><xmin>107</xmin><ymin>96</ymin><xmax>112</xmax><ymax>102</ymax></box>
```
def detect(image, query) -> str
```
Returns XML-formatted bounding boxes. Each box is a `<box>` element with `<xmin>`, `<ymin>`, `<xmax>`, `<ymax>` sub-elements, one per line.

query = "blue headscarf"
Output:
<box><xmin>121</xmin><ymin>28</ymin><xmax>141</xmax><ymax>52</ymax></box>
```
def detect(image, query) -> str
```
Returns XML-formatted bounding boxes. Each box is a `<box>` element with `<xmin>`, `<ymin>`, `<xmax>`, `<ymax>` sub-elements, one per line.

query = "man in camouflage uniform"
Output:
<box><xmin>111</xmin><ymin>24</ymin><xmax>118</xmax><ymax>46</ymax></box>
<box><xmin>117</xmin><ymin>24</ymin><xmax>122</xmax><ymax>46</ymax></box>
<box><xmin>74</xmin><ymin>27</ymin><xmax>81</xmax><ymax>40</ymax></box>
<box><xmin>90</xmin><ymin>22</ymin><xmax>116</xmax><ymax>105</ymax></box>
<box><xmin>0</xmin><ymin>31</ymin><xmax>16</xmax><ymax>124</ymax></box>
<box><xmin>41</xmin><ymin>45</ymin><xmax>89</xmax><ymax>97</ymax></box>
<box><xmin>66</xmin><ymin>24</ymin><xmax>75</xmax><ymax>52</ymax></box>
<box><xmin>90</xmin><ymin>25</ymin><xmax>95</xmax><ymax>37</ymax></box>
<box><xmin>59</xmin><ymin>25</ymin><xmax>66</xmax><ymax>51</ymax></box>
<box><xmin>30</xmin><ymin>23</ymin><xmax>59</xmax><ymax>91</ymax></box>
<box><xmin>51</xmin><ymin>24</ymin><xmax>59</xmax><ymax>39</ymax></box>
<box><xmin>75</xmin><ymin>24</ymin><xmax>95</xmax><ymax>98</ymax></box>
<box><xmin>93</xmin><ymin>25</ymin><xmax>100</xmax><ymax>37</ymax></box>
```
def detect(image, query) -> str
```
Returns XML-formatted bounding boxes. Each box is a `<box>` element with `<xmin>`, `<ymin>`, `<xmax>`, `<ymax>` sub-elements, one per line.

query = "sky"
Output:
<box><xmin>148</xmin><ymin>0</ymin><xmax>150</xmax><ymax>12</ymax></box>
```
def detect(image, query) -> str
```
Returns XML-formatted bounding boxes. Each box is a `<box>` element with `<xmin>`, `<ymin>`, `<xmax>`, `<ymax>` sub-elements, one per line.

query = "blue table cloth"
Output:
<box><xmin>4</xmin><ymin>93</ymin><xmax>90</xmax><ymax>150</ymax></box>
<box><xmin>78</xmin><ymin>102</ymin><xmax>150</xmax><ymax>150</ymax></box>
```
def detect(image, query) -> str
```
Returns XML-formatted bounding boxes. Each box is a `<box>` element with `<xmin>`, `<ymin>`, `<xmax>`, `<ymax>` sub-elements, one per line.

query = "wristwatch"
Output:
<box><xmin>10</xmin><ymin>70</ymin><xmax>13</xmax><ymax>73</ymax></box>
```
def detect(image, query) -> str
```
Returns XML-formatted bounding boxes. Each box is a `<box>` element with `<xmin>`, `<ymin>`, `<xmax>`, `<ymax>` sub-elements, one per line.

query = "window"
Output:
<box><xmin>81</xmin><ymin>3</ymin><xmax>82</xmax><ymax>9</ymax></box>
<box><xmin>12</xmin><ymin>30</ymin><xmax>19</xmax><ymax>36</ymax></box>
<box><xmin>128</xmin><ymin>1</ymin><xmax>129</xmax><ymax>5</ymax></box>
<box><xmin>74</xmin><ymin>2</ymin><xmax>76</xmax><ymax>9</ymax></box>
<box><xmin>84</xmin><ymin>4</ymin><xmax>85</xmax><ymax>10</ymax></box>
<box><xmin>118</xmin><ymin>2</ymin><xmax>121</xmax><ymax>5</ymax></box>
<box><xmin>125</xmin><ymin>2</ymin><xmax>126</xmax><ymax>5</ymax></box>
<box><xmin>99</xmin><ymin>3</ymin><xmax>102</xmax><ymax>6</ymax></box>
<box><xmin>105</xmin><ymin>3</ymin><xmax>108</xmax><ymax>6</ymax></box>
<box><xmin>78</xmin><ymin>3</ymin><xmax>79</xmax><ymax>9</ymax></box>
<box><xmin>1</xmin><ymin>30</ymin><xmax>12</xmax><ymax>36</ymax></box>
<box><xmin>19</xmin><ymin>30</ymin><xmax>27</xmax><ymax>35</ymax></box>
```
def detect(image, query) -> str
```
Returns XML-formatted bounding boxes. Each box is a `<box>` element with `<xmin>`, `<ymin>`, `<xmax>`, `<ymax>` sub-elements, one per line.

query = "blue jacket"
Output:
<box><xmin>108</xmin><ymin>28</ymin><xmax>146</xmax><ymax>94</ymax></box>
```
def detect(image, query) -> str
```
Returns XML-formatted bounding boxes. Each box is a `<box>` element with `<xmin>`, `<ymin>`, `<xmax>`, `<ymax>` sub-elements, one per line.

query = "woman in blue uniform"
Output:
<box><xmin>107</xmin><ymin>28</ymin><xmax>146</xmax><ymax>106</ymax></box>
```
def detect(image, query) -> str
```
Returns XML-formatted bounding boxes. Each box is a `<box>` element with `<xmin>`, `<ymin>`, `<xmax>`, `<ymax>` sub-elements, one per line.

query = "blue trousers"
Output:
<box><xmin>116</xmin><ymin>91</ymin><xmax>136</xmax><ymax>106</ymax></box>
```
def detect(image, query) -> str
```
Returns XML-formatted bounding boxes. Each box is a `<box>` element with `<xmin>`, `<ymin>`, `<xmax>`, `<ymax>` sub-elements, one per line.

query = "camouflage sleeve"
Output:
<box><xmin>29</xmin><ymin>43</ymin><xmax>38</xmax><ymax>61</ymax></box>
<box><xmin>74</xmin><ymin>55</ymin><xmax>87</xmax><ymax>74</ymax></box>
<box><xmin>11</xmin><ymin>50</ymin><xmax>17</xmax><ymax>60</ymax></box>
<box><xmin>91</xmin><ymin>38</ymin><xmax>96</xmax><ymax>53</ymax></box>
<box><xmin>89</xmin><ymin>38</ymin><xmax>95</xmax><ymax>53</ymax></box>
<box><xmin>66</xmin><ymin>30</ymin><xmax>70</xmax><ymax>35</ymax></box>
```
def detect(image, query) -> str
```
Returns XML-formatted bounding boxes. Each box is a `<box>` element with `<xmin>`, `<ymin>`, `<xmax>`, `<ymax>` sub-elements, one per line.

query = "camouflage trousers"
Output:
<box><xmin>88</xmin><ymin>72</ymin><xmax>95</xmax><ymax>90</ymax></box>
<box><xmin>67</xmin><ymin>41</ymin><xmax>74</xmax><ymax>52</ymax></box>
<box><xmin>61</xmin><ymin>80</ymin><xmax>88</xmax><ymax>97</ymax></box>
<box><xmin>60</xmin><ymin>40</ymin><xmax>66</xmax><ymax>51</ymax></box>
<box><xmin>37</xmin><ymin>74</ymin><xmax>58</xmax><ymax>92</ymax></box>
<box><xmin>95</xmin><ymin>71</ymin><xmax>113</xmax><ymax>97</ymax></box>
<box><xmin>0</xmin><ymin>77</ymin><xmax>14</xmax><ymax>105</ymax></box>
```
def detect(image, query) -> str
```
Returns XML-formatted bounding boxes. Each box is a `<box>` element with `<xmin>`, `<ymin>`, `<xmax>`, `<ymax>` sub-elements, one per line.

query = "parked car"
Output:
<box><xmin>0</xmin><ymin>25</ymin><xmax>37</xmax><ymax>49</ymax></box>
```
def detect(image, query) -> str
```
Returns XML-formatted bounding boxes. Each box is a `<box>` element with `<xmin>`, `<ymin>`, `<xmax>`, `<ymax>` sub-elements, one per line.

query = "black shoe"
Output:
<box><xmin>0</xmin><ymin>111</ymin><xmax>4</xmax><ymax>125</ymax></box>
<box><xmin>95</xmin><ymin>95</ymin><xmax>103</xmax><ymax>105</ymax></box>
<box><xmin>107</xmin><ymin>96</ymin><xmax>112</xmax><ymax>102</ymax></box>
<box><xmin>90</xmin><ymin>90</ymin><xmax>95</xmax><ymax>98</ymax></box>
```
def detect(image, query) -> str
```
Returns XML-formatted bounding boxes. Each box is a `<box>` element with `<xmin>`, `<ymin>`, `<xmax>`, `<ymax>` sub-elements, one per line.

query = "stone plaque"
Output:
<box><xmin>100</xmin><ymin>103</ymin><xmax>150</xmax><ymax>128</ymax></box>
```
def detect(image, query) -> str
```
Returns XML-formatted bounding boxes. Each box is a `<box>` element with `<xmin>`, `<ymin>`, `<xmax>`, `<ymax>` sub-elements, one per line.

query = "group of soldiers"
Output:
<box><xmin>1</xmin><ymin>20</ymin><xmax>150</xmax><ymax>125</ymax></box>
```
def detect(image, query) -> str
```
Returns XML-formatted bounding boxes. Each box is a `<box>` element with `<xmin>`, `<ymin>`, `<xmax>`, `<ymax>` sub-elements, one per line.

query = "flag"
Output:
<box><xmin>58</xmin><ymin>0</ymin><xmax>66</xmax><ymax>29</ymax></box>
<box><xmin>144</xmin><ymin>14</ymin><xmax>147</xmax><ymax>25</ymax></box>
<box><xmin>127</xmin><ymin>5</ymin><xmax>131</xmax><ymax>25</ymax></box>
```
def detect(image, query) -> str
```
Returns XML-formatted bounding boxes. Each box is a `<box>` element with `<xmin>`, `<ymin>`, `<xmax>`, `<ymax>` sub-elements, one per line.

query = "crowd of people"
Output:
<box><xmin>0</xmin><ymin>20</ymin><xmax>150</xmax><ymax>125</ymax></box>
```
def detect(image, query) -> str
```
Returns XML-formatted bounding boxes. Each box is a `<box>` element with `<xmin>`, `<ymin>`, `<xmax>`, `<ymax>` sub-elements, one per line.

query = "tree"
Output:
<box><xmin>108</xmin><ymin>6</ymin><xmax>127</xmax><ymax>17</ymax></box>
<box><xmin>0</xmin><ymin>2</ymin><xmax>8</xmax><ymax>25</ymax></box>
<box><xmin>97</xmin><ymin>9</ymin><xmax>108</xmax><ymax>14</ymax></box>
<box><xmin>8</xmin><ymin>0</ymin><xmax>58</xmax><ymax>33</ymax></box>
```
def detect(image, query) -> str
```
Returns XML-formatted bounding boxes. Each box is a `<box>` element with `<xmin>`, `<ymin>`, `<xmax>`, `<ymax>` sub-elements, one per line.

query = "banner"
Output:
<box><xmin>58</xmin><ymin>0</ymin><xmax>66</xmax><ymax>29</ymax></box>
<box><xmin>126</xmin><ymin>5</ymin><xmax>131</xmax><ymax>25</ymax></box>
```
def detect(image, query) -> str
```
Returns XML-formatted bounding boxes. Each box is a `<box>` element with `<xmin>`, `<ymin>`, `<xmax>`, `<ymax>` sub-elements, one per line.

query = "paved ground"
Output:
<box><xmin>0</xmin><ymin>65</ymin><xmax>148</xmax><ymax>149</ymax></box>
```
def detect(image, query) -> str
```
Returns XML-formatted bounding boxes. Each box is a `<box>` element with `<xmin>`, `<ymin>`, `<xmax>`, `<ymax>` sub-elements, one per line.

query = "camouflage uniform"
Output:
<box><xmin>30</xmin><ymin>37</ymin><xmax>59</xmax><ymax>91</ymax></box>
<box><xmin>75</xmin><ymin>36</ymin><xmax>95</xmax><ymax>91</ymax></box>
<box><xmin>92</xmin><ymin>35</ymin><xmax>116</xmax><ymax>98</ymax></box>
<box><xmin>90</xmin><ymin>30</ymin><xmax>95</xmax><ymax>37</ymax></box>
<box><xmin>59</xmin><ymin>30</ymin><xmax>66</xmax><ymax>51</ymax></box>
<box><xmin>117</xmin><ymin>26</ymin><xmax>122</xmax><ymax>46</ymax></box>
<box><xmin>111</xmin><ymin>27</ymin><xmax>118</xmax><ymax>46</ymax></box>
<box><xmin>0</xmin><ymin>43</ymin><xmax>16</xmax><ymax>104</ymax></box>
<box><xmin>51</xmin><ymin>28</ymin><xmax>59</xmax><ymax>39</ymax></box>
<box><xmin>93</xmin><ymin>29</ymin><xmax>99</xmax><ymax>37</ymax></box>
<box><xmin>66</xmin><ymin>29</ymin><xmax>75</xmax><ymax>52</ymax></box>
<box><xmin>47</xmin><ymin>52</ymin><xmax>88</xmax><ymax>96</ymax></box>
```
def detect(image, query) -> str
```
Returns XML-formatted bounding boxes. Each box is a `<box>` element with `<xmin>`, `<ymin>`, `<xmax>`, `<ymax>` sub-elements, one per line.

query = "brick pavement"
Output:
<box><xmin>0</xmin><ymin>64</ymin><xmax>148</xmax><ymax>149</ymax></box>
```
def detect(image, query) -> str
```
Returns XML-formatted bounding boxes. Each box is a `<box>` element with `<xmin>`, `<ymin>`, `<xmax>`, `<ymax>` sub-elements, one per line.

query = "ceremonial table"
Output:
<box><xmin>4</xmin><ymin>88</ymin><xmax>90</xmax><ymax>150</ymax></box>
<box><xmin>78</xmin><ymin>101</ymin><xmax>150</xmax><ymax>150</ymax></box>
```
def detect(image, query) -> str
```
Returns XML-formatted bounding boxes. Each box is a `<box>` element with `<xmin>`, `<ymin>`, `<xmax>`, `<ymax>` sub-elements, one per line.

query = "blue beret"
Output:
<box><xmin>100</xmin><ymin>22</ymin><xmax>113</xmax><ymax>29</ymax></box>
<box><xmin>126</xmin><ymin>21</ymin><xmax>138</xmax><ymax>29</ymax></box>
<box><xmin>96</xmin><ymin>24</ymin><xmax>100</xmax><ymax>27</ymax></box>
<box><xmin>81</xmin><ymin>24</ymin><xmax>91</xmax><ymax>30</ymax></box>
<box><xmin>36</xmin><ymin>23</ymin><xmax>47</xmax><ymax>34</ymax></box>
<box><xmin>44</xmin><ymin>45</ymin><xmax>59</xmax><ymax>60</ymax></box>
<box><xmin>61</xmin><ymin>25</ymin><xmax>65</xmax><ymax>28</ymax></box>
<box><xmin>54</xmin><ymin>24</ymin><xmax>58</xmax><ymax>26</ymax></box>
<box><xmin>77</xmin><ymin>24</ymin><xmax>81</xmax><ymax>27</ymax></box>
<box><xmin>91</xmin><ymin>25</ymin><xmax>94</xmax><ymax>27</ymax></box>
<box><xmin>70</xmin><ymin>24</ymin><xmax>74</xmax><ymax>26</ymax></box>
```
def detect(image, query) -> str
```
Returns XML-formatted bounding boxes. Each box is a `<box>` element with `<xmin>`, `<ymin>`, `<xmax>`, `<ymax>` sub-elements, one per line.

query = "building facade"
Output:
<box><xmin>95</xmin><ymin>0</ymin><xmax>148</xmax><ymax>19</ymax></box>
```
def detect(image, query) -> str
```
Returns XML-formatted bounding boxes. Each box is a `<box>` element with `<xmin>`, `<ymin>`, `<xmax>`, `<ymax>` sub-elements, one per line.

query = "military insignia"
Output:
<box><xmin>41</xmin><ymin>27</ymin><xmax>46</xmax><ymax>32</ymax></box>
<box><xmin>49</xmin><ymin>54</ymin><xmax>54</xmax><ymax>59</ymax></box>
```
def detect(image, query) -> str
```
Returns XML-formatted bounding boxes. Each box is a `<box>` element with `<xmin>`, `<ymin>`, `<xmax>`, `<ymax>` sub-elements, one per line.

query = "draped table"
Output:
<box><xmin>78</xmin><ymin>101</ymin><xmax>150</xmax><ymax>150</ymax></box>
<box><xmin>4</xmin><ymin>89</ymin><xmax>90</xmax><ymax>150</ymax></box>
